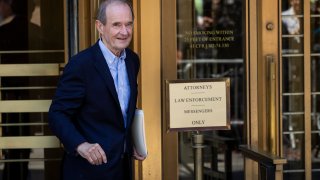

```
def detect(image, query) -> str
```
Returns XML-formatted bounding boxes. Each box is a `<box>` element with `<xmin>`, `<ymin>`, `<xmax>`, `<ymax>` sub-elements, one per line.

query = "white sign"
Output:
<box><xmin>166</xmin><ymin>79</ymin><xmax>230</xmax><ymax>131</ymax></box>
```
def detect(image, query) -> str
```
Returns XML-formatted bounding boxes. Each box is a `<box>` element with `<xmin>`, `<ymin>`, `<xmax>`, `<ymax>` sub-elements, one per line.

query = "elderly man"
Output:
<box><xmin>49</xmin><ymin>0</ymin><xmax>144</xmax><ymax>179</ymax></box>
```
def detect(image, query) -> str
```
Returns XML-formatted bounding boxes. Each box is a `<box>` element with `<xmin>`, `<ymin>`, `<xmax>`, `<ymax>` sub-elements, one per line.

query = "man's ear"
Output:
<box><xmin>95</xmin><ymin>20</ymin><xmax>104</xmax><ymax>34</ymax></box>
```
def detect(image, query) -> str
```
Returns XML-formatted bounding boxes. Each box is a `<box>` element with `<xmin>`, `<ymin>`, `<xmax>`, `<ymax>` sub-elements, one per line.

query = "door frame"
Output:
<box><xmin>246</xmin><ymin>0</ymin><xmax>313</xmax><ymax>179</ymax></box>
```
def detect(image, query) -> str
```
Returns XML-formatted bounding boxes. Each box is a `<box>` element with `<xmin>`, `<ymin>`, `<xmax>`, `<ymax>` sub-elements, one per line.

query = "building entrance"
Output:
<box><xmin>0</xmin><ymin>0</ymin><xmax>65</xmax><ymax>179</ymax></box>
<box><xmin>162</xmin><ymin>0</ymin><xmax>320</xmax><ymax>180</ymax></box>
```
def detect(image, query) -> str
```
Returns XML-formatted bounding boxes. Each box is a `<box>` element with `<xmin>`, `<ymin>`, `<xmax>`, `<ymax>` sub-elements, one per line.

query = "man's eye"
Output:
<box><xmin>126</xmin><ymin>23</ymin><xmax>133</xmax><ymax>28</ymax></box>
<box><xmin>112</xmin><ymin>23</ymin><xmax>133</xmax><ymax>30</ymax></box>
<box><xmin>113</xmin><ymin>23</ymin><xmax>122</xmax><ymax>28</ymax></box>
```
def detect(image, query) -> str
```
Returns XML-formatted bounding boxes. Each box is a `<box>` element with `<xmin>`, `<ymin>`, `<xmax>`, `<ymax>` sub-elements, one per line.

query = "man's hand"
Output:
<box><xmin>77</xmin><ymin>142</ymin><xmax>107</xmax><ymax>165</ymax></box>
<box><xmin>133</xmin><ymin>146</ymin><xmax>146</xmax><ymax>161</ymax></box>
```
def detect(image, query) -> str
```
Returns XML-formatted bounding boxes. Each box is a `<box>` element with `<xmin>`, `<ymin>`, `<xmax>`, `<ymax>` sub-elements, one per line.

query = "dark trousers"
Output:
<box><xmin>121</xmin><ymin>153</ymin><xmax>132</xmax><ymax>180</ymax></box>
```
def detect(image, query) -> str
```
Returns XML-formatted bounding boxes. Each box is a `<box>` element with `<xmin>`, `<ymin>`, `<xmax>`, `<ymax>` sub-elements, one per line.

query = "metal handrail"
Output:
<box><xmin>239</xmin><ymin>145</ymin><xmax>287</xmax><ymax>180</ymax></box>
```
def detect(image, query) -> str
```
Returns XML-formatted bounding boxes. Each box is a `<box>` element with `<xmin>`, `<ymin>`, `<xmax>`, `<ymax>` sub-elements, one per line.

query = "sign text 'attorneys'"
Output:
<box><xmin>166</xmin><ymin>79</ymin><xmax>230</xmax><ymax>131</ymax></box>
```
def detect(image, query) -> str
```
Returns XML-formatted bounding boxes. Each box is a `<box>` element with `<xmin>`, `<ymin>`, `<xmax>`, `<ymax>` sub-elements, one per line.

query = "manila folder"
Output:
<box><xmin>132</xmin><ymin>109</ymin><xmax>147</xmax><ymax>157</ymax></box>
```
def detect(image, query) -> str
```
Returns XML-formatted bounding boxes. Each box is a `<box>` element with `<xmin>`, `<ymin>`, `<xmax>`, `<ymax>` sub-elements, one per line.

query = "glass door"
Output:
<box><xmin>175</xmin><ymin>0</ymin><xmax>245</xmax><ymax>179</ymax></box>
<box><xmin>0</xmin><ymin>0</ymin><xmax>65</xmax><ymax>179</ymax></box>
<box><xmin>163</xmin><ymin>0</ymin><xmax>318</xmax><ymax>179</ymax></box>
<box><xmin>310</xmin><ymin>1</ymin><xmax>320</xmax><ymax>178</ymax></box>
<box><xmin>281</xmin><ymin>0</ymin><xmax>320</xmax><ymax>179</ymax></box>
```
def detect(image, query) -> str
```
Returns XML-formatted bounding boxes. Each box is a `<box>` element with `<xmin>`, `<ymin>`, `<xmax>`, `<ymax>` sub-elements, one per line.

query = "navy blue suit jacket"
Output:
<box><xmin>48</xmin><ymin>41</ymin><xmax>140</xmax><ymax>180</ymax></box>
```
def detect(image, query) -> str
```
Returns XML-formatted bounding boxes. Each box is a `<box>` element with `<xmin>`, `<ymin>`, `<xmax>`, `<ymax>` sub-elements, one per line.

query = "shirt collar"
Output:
<box><xmin>98</xmin><ymin>39</ymin><xmax>126</xmax><ymax>65</ymax></box>
<box><xmin>282</xmin><ymin>7</ymin><xmax>295</xmax><ymax>16</ymax></box>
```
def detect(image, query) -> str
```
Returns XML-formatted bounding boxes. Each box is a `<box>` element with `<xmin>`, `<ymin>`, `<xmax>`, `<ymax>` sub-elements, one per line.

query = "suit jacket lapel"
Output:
<box><xmin>92</xmin><ymin>42</ymin><xmax>136</xmax><ymax>129</ymax></box>
<box><xmin>125</xmin><ymin>52</ymin><xmax>136</xmax><ymax>126</ymax></box>
<box><xmin>92</xmin><ymin>42</ymin><xmax>121</xmax><ymax>109</ymax></box>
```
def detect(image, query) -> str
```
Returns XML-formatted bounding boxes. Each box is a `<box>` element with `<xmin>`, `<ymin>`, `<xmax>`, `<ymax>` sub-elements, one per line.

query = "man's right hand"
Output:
<box><xmin>76</xmin><ymin>142</ymin><xmax>107</xmax><ymax>165</ymax></box>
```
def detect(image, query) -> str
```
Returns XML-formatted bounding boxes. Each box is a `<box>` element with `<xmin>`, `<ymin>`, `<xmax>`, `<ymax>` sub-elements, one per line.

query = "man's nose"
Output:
<box><xmin>119</xmin><ymin>25</ymin><xmax>129</xmax><ymax>35</ymax></box>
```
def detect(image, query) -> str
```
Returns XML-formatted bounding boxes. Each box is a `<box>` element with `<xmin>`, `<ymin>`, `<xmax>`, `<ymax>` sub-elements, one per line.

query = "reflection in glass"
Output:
<box><xmin>311</xmin><ymin>0</ymin><xmax>320</xmax><ymax>15</ymax></box>
<box><xmin>0</xmin><ymin>0</ymin><xmax>64</xmax><ymax>179</ymax></box>
<box><xmin>282</xmin><ymin>36</ymin><xmax>304</xmax><ymax>54</ymax></box>
<box><xmin>281</xmin><ymin>0</ymin><xmax>307</xmax><ymax>179</ymax></box>
<box><xmin>177</xmin><ymin>0</ymin><xmax>244</xmax><ymax>179</ymax></box>
<box><xmin>282</xmin><ymin>0</ymin><xmax>303</xmax><ymax>55</ymax></box>
<box><xmin>282</xmin><ymin>57</ymin><xmax>304</xmax><ymax>93</ymax></box>
<box><xmin>311</xmin><ymin>17</ymin><xmax>320</xmax><ymax>54</ymax></box>
<box><xmin>311</xmin><ymin>113</ymin><xmax>320</xmax><ymax>165</ymax></box>
<box><xmin>283</xmin><ymin>114</ymin><xmax>304</xmax><ymax>132</ymax></box>
<box><xmin>282</xmin><ymin>55</ymin><xmax>304</xmax><ymax>120</ymax></box>
<box><xmin>282</xmin><ymin>0</ymin><xmax>303</xmax><ymax>34</ymax></box>
<box><xmin>283</xmin><ymin>133</ymin><xmax>305</xmax><ymax>165</ymax></box>
<box><xmin>311</xmin><ymin>0</ymin><xmax>320</xmax><ymax>178</ymax></box>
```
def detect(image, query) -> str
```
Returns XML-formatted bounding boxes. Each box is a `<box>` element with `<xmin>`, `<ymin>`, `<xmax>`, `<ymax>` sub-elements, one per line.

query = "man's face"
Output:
<box><xmin>96</xmin><ymin>2</ymin><xmax>133</xmax><ymax>56</ymax></box>
<box><xmin>290</xmin><ymin>0</ymin><xmax>300</xmax><ymax>14</ymax></box>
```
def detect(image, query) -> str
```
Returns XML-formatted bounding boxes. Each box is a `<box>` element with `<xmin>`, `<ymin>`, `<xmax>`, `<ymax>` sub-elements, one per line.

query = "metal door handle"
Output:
<box><xmin>266</xmin><ymin>54</ymin><xmax>277</xmax><ymax>154</ymax></box>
